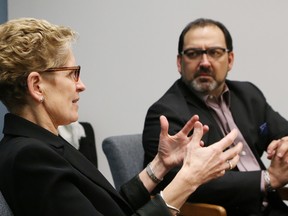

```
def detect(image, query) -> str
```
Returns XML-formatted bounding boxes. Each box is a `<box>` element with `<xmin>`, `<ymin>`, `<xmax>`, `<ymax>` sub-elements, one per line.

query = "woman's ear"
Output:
<box><xmin>26</xmin><ymin>72</ymin><xmax>44</xmax><ymax>102</ymax></box>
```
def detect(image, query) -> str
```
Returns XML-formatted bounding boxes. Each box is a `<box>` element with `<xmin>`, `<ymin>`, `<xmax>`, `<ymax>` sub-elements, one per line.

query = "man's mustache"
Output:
<box><xmin>194</xmin><ymin>67</ymin><xmax>212</xmax><ymax>77</ymax></box>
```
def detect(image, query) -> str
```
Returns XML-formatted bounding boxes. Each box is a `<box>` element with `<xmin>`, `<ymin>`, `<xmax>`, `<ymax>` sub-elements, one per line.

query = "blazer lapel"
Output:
<box><xmin>62</xmin><ymin>142</ymin><xmax>134</xmax><ymax>210</ymax></box>
<box><xmin>61</xmin><ymin>140</ymin><xmax>121</xmax><ymax>196</ymax></box>
<box><xmin>229</xmin><ymin>91</ymin><xmax>266</xmax><ymax>168</ymax></box>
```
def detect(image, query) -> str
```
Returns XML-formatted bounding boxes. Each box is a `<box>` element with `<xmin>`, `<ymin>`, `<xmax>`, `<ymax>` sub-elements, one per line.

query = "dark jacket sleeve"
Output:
<box><xmin>120</xmin><ymin>176</ymin><xmax>172</xmax><ymax>216</ymax></box>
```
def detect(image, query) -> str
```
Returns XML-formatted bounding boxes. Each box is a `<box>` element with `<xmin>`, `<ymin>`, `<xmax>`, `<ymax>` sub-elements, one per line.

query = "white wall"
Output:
<box><xmin>8</xmin><ymin>0</ymin><xmax>288</xmax><ymax>185</ymax></box>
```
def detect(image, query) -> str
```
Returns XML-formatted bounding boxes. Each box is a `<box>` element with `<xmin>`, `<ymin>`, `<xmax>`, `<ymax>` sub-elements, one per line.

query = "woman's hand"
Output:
<box><xmin>140</xmin><ymin>115</ymin><xmax>209</xmax><ymax>192</ymax></box>
<box><xmin>179</xmin><ymin>121</ymin><xmax>242</xmax><ymax>187</ymax></box>
<box><xmin>161</xmin><ymin>121</ymin><xmax>242</xmax><ymax>210</ymax></box>
<box><xmin>157</xmin><ymin>115</ymin><xmax>209</xmax><ymax>170</ymax></box>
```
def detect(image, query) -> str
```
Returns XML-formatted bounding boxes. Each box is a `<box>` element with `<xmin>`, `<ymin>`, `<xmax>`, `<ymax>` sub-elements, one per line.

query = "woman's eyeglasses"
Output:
<box><xmin>41</xmin><ymin>65</ymin><xmax>81</xmax><ymax>82</ymax></box>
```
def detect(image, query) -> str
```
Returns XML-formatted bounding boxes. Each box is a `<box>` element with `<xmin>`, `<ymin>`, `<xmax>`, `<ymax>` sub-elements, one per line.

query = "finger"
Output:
<box><xmin>267</xmin><ymin>150</ymin><xmax>276</xmax><ymax>160</ymax></box>
<box><xmin>222</xmin><ymin>142</ymin><xmax>243</xmax><ymax>159</ymax></box>
<box><xmin>226</xmin><ymin>160</ymin><xmax>233</xmax><ymax>170</ymax></box>
<box><xmin>280</xmin><ymin>136</ymin><xmax>288</xmax><ymax>141</ymax></box>
<box><xmin>199</xmin><ymin>141</ymin><xmax>205</xmax><ymax>147</ymax></box>
<box><xmin>180</xmin><ymin>115</ymin><xmax>199</xmax><ymax>136</ymax></box>
<box><xmin>203</xmin><ymin>125</ymin><xmax>209</xmax><ymax>135</ymax></box>
<box><xmin>159</xmin><ymin>115</ymin><xmax>169</xmax><ymax>136</ymax></box>
<box><xmin>281</xmin><ymin>151</ymin><xmax>288</xmax><ymax>163</ymax></box>
<box><xmin>219</xmin><ymin>148</ymin><xmax>241</xmax><ymax>172</ymax></box>
<box><xmin>214</xmin><ymin>169</ymin><xmax>226</xmax><ymax>179</ymax></box>
<box><xmin>267</xmin><ymin>139</ymin><xmax>280</xmax><ymax>158</ymax></box>
<box><xmin>214</xmin><ymin>128</ymin><xmax>238</xmax><ymax>151</ymax></box>
<box><xmin>198</xmin><ymin>125</ymin><xmax>209</xmax><ymax>147</ymax></box>
<box><xmin>187</xmin><ymin>121</ymin><xmax>203</xmax><ymax>151</ymax></box>
<box><xmin>226</xmin><ymin>154</ymin><xmax>240</xmax><ymax>170</ymax></box>
<box><xmin>220</xmin><ymin>142</ymin><xmax>242</xmax><ymax>171</ymax></box>
<box><xmin>275</xmin><ymin>140</ymin><xmax>288</xmax><ymax>158</ymax></box>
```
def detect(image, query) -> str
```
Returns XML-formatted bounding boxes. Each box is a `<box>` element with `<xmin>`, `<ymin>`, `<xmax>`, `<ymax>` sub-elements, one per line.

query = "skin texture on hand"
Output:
<box><xmin>266</xmin><ymin>136</ymin><xmax>288</xmax><ymax>188</ymax></box>
<box><xmin>157</xmin><ymin>115</ymin><xmax>208</xmax><ymax>170</ymax></box>
<box><xmin>159</xmin><ymin>116</ymin><xmax>242</xmax><ymax>210</ymax></box>
<box><xmin>180</xmin><ymin>125</ymin><xmax>241</xmax><ymax>187</ymax></box>
<box><xmin>140</xmin><ymin>114</ymin><xmax>207</xmax><ymax>193</ymax></box>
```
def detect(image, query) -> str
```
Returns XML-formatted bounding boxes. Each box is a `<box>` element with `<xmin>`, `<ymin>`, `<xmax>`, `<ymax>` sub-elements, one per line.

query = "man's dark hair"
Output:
<box><xmin>178</xmin><ymin>18</ymin><xmax>233</xmax><ymax>54</ymax></box>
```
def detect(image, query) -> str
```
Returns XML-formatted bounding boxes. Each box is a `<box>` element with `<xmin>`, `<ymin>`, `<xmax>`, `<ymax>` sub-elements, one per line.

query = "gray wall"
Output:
<box><xmin>8</xmin><ymin>0</ymin><xmax>288</xmax><ymax>185</ymax></box>
<box><xmin>0</xmin><ymin>0</ymin><xmax>7</xmax><ymax>139</ymax></box>
<box><xmin>0</xmin><ymin>0</ymin><xmax>7</xmax><ymax>22</ymax></box>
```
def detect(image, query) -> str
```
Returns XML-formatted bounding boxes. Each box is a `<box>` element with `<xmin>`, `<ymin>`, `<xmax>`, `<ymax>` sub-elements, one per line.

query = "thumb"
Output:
<box><xmin>159</xmin><ymin>115</ymin><xmax>169</xmax><ymax>137</ymax></box>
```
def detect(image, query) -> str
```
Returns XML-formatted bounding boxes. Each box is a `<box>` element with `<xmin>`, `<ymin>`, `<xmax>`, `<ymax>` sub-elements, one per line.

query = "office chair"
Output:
<box><xmin>0</xmin><ymin>191</ymin><xmax>13</xmax><ymax>216</ymax></box>
<box><xmin>78</xmin><ymin>122</ymin><xmax>98</xmax><ymax>168</ymax></box>
<box><xmin>58</xmin><ymin>121</ymin><xmax>98</xmax><ymax>168</ymax></box>
<box><xmin>102</xmin><ymin>134</ymin><xmax>227</xmax><ymax>216</ymax></box>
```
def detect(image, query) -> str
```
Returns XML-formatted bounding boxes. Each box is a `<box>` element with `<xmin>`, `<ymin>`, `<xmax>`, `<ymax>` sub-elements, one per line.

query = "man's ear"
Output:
<box><xmin>227</xmin><ymin>51</ymin><xmax>234</xmax><ymax>72</ymax></box>
<box><xmin>177</xmin><ymin>54</ymin><xmax>183</xmax><ymax>75</ymax></box>
<box><xmin>26</xmin><ymin>72</ymin><xmax>43</xmax><ymax>102</ymax></box>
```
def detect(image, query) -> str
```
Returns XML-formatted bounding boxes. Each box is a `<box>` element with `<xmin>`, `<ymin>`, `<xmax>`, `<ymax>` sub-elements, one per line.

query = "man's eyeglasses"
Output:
<box><xmin>181</xmin><ymin>47</ymin><xmax>230</xmax><ymax>61</ymax></box>
<box><xmin>41</xmin><ymin>65</ymin><xmax>81</xmax><ymax>82</ymax></box>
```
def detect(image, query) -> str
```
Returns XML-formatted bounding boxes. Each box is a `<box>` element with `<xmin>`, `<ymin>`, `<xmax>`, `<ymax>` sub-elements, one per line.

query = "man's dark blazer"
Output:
<box><xmin>143</xmin><ymin>78</ymin><xmax>288</xmax><ymax>216</ymax></box>
<box><xmin>0</xmin><ymin>113</ymin><xmax>171</xmax><ymax>216</ymax></box>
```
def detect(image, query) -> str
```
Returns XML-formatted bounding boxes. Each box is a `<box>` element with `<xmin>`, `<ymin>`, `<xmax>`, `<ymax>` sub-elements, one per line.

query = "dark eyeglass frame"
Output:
<box><xmin>41</xmin><ymin>65</ymin><xmax>81</xmax><ymax>82</ymax></box>
<box><xmin>181</xmin><ymin>47</ymin><xmax>230</xmax><ymax>61</ymax></box>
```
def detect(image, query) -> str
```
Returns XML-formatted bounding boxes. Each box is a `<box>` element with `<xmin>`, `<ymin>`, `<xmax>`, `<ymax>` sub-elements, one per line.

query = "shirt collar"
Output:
<box><xmin>199</xmin><ymin>84</ymin><xmax>231</xmax><ymax>107</ymax></box>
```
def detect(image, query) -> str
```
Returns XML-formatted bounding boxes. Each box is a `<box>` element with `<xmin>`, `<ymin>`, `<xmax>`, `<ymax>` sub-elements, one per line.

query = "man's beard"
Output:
<box><xmin>190</xmin><ymin>78</ymin><xmax>218</xmax><ymax>94</ymax></box>
<box><xmin>182</xmin><ymin>65</ymin><xmax>227</xmax><ymax>94</ymax></box>
<box><xmin>188</xmin><ymin>67</ymin><xmax>218</xmax><ymax>93</ymax></box>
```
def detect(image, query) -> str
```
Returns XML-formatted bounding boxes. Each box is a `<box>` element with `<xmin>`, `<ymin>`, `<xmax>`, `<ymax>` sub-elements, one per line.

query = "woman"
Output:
<box><xmin>0</xmin><ymin>18</ymin><xmax>242</xmax><ymax>216</ymax></box>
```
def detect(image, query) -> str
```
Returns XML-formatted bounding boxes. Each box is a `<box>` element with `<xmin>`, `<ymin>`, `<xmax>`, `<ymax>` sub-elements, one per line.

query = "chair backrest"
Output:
<box><xmin>102</xmin><ymin>134</ymin><xmax>143</xmax><ymax>191</ymax></box>
<box><xmin>58</xmin><ymin>121</ymin><xmax>98</xmax><ymax>168</ymax></box>
<box><xmin>79</xmin><ymin>122</ymin><xmax>98</xmax><ymax>168</ymax></box>
<box><xmin>0</xmin><ymin>191</ymin><xmax>13</xmax><ymax>216</ymax></box>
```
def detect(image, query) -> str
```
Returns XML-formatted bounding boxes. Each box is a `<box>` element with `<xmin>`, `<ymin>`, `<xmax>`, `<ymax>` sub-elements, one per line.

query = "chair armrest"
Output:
<box><xmin>180</xmin><ymin>202</ymin><xmax>226</xmax><ymax>216</ymax></box>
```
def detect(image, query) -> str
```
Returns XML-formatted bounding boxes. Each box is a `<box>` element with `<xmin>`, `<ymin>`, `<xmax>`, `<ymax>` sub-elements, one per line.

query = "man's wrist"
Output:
<box><xmin>263</xmin><ymin>170</ymin><xmax>276</xmax><ymax>192</ymax></box>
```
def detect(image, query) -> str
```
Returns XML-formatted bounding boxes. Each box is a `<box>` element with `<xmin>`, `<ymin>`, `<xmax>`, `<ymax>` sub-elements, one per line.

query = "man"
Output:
<box><xmin>142</xmin><ymin>18</ymin><xmax>288</xmax><ymax>216</ymax></box>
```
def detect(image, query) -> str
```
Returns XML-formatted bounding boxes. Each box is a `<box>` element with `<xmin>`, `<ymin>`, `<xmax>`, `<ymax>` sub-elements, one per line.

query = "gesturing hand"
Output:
<box><xmin>160</xmin><ymin>120</ymin><xmax>242</xmax><ymax>209</ymax></box>
<box><xmin>180</xmin><ymin>121</ymin><xmax>242</xmax><ymax>187</ymax></box>
<box><xmin>157</xmin><ymin>115</ymin><xmax>209</xmax><ymax>170</ymax></box>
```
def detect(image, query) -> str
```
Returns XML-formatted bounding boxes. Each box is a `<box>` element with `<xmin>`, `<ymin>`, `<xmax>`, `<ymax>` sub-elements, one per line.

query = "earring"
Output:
<box><xmin>39</xmin><ymin>96</ymin><xmax>44</xmax><ymax>103</ymax></box>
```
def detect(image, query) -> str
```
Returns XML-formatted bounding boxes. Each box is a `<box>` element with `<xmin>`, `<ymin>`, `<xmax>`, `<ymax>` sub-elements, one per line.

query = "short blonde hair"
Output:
<box><xmin>0</xmin><ymin>18</ymin><xmax>78</xmax><ymax>111</ymax></box>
